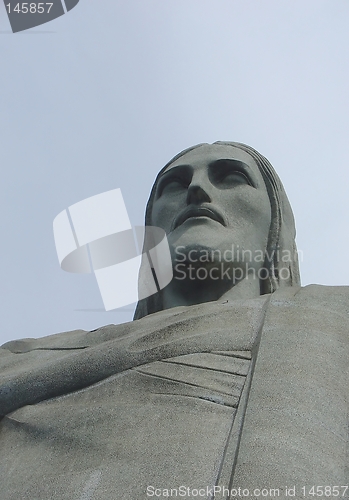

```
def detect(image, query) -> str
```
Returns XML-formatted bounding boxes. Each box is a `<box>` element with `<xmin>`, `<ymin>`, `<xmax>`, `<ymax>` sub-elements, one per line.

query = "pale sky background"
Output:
<box><xmin>1</xmin><ymin>0</ymin><xmax>349</xmax><ymax>345</ymax></box>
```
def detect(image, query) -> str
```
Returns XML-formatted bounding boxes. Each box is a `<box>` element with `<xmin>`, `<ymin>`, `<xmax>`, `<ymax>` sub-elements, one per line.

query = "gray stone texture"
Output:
<box><xmin>1</xmin><ymin>142</ymin><xmax>348</xmax><ymax>499</ymax></box>
<box><xmin>0</xmin><ymin>286</ymin><xmax>348</xmax><ymax>499</ymax></box>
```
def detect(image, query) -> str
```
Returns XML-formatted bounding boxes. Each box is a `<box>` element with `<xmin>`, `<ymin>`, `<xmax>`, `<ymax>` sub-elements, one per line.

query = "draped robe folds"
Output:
<box><xmin>0</xmin><ymin>285</ymin><xmax>348</xmax><ymax>499</ymax></box>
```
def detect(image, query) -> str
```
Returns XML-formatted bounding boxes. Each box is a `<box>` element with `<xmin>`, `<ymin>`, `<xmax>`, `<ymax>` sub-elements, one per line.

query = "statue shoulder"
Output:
<box><xmin>298</xmin><ymin>284</ymin><xmax>349</xmax><ymax>312</ymax></box>
<box><xmin>269</xmin><ymin>285</ymin><xmax>349</xmax><ymax>333</ymax></box>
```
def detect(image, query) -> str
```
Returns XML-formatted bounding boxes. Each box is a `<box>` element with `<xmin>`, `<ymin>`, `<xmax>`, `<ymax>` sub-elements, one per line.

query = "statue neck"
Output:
<box><xmin>160</xmin><ymin>273</ymin><xmax>261</xmax><ymax>310</ymax></box>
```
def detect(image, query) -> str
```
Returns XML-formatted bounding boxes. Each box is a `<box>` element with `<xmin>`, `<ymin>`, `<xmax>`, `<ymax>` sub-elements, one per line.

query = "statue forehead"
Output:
<box><xmin>164</xmin><ymin>143</ymin><xmax>260</xmax><ymax>173</ymax></box>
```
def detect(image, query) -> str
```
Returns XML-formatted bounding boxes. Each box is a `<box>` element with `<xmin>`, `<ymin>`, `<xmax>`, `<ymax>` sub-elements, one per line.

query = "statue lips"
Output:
<box><xmin>173</xmin><ymin>206</ymin><xmax>226</xmax><ymax>230</ymax></box>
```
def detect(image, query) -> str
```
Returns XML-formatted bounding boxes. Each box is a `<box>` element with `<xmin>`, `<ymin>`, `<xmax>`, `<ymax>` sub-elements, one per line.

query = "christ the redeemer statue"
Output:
<box><xmin>0</xmin><ymin>143</ymin><xmax>347</xmax><ymax>500</ymax></box>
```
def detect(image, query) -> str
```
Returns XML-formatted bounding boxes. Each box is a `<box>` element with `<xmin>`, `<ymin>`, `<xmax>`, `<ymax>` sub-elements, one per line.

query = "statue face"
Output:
<box><xmin>151</xmin><ymin>144</ymin><xmax>272</xmax><ymax>276</ymax></box>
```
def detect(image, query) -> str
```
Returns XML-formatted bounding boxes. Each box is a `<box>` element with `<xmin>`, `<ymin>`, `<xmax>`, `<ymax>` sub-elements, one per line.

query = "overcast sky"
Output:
<box><xmin>1</xmin><ymin>0</ymin><xmax>349</xmax><ymax>345</ymax></box>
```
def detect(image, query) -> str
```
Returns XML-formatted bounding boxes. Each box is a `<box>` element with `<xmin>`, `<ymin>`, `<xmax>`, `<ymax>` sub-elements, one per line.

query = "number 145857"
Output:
<box><xmin>6</xmin><ymin>3</ymin><xmax>53</xmax><ymax>14</ymax></box>
<box><xmin>301</xmin><ymin>486</ymin><xmax>348</xmax><ymax>497</ymax></box>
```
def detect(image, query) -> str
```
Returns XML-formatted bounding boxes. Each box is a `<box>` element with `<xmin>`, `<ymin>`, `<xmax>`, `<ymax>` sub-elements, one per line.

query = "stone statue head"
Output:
<box><xmin>134</xmin><ymin>142</ymin><xmax>300</xmax><ymax>319</ymax></box>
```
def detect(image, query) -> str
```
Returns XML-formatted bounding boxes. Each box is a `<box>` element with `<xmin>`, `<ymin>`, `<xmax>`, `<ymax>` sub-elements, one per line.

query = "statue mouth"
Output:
<box><xmin>173</xmin><ymin>206</ymin><xmax>226</xmax><ymax>230</ymax></box>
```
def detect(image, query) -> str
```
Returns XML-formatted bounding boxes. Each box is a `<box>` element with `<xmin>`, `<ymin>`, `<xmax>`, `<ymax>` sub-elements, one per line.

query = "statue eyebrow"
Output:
<box><xmin>155</xmin><ymin>164</ymin><xmax>193</xmax><ymax>198</ymax></box>
<box><xmin>158</xmin><ymin>164</ymin><xmax>193</xmax><ymax>179</ymax></box>
<box><xmin>156</xmin><ymin>159</ymin><xmax>259</xmax><ymax>190</ymax></box>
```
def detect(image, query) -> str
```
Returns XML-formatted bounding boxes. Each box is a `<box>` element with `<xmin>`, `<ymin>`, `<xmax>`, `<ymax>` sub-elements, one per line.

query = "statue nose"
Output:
<box><xmin>186</xmin><ymin>184</ymin><xmax>211</xmax><ymax>205</ymax></box>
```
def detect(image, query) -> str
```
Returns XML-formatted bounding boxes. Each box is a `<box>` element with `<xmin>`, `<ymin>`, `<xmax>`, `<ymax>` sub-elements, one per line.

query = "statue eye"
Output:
<box><xmin>219</xmin><ymin>171</ymin><xmax>250</xmax><ymax>185</ymax></box>
<box><xmin>213</xmin><ymin>162</ymin><xmax>252</xmax><ymax>188</ymax></box>
<box><xmin>210</xmin><ymin>160</ymin><xmax>254</xmax><ymax>189</ymax></box>
<box><xmin>158</xmin><ymin>178</ymin><xmax>187</xmax><ymax>197</ymax></box>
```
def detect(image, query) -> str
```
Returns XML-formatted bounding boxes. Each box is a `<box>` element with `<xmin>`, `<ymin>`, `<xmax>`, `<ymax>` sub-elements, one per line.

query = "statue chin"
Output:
<box><xmin>0</xmin><ymin>142</ymin><xmax>346</xmax><ymax>499</ymax></box>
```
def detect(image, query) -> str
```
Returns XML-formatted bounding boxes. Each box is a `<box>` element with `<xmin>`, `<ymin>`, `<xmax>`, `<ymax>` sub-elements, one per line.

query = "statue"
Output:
<box><xmin>1</xmin><ymin>142</ymin><xmax>348</xmax><ymax>500</ymax></box>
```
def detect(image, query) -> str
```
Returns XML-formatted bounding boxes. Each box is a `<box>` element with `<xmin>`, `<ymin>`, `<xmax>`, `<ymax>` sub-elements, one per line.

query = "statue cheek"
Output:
<box><xmin>152</xmin><ymin>195</ymin><xmax>187</xmax><ymax>228</ymax></box>
<box><xmin>223</xmin><ymin>191</ymin><xmax>271</xmax><ymax>227</ymax></box>
<box><xmin>151</xmin><ymin>207</ymin><xmax>173</xmax><ymax>234</ymax></box>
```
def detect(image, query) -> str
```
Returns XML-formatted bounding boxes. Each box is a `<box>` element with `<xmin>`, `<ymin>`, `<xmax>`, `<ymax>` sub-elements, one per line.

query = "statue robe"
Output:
<box><xmin>0</xmin><ymin>285</ymin><xmax>348</xmax><ymax>499</ymax></box>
